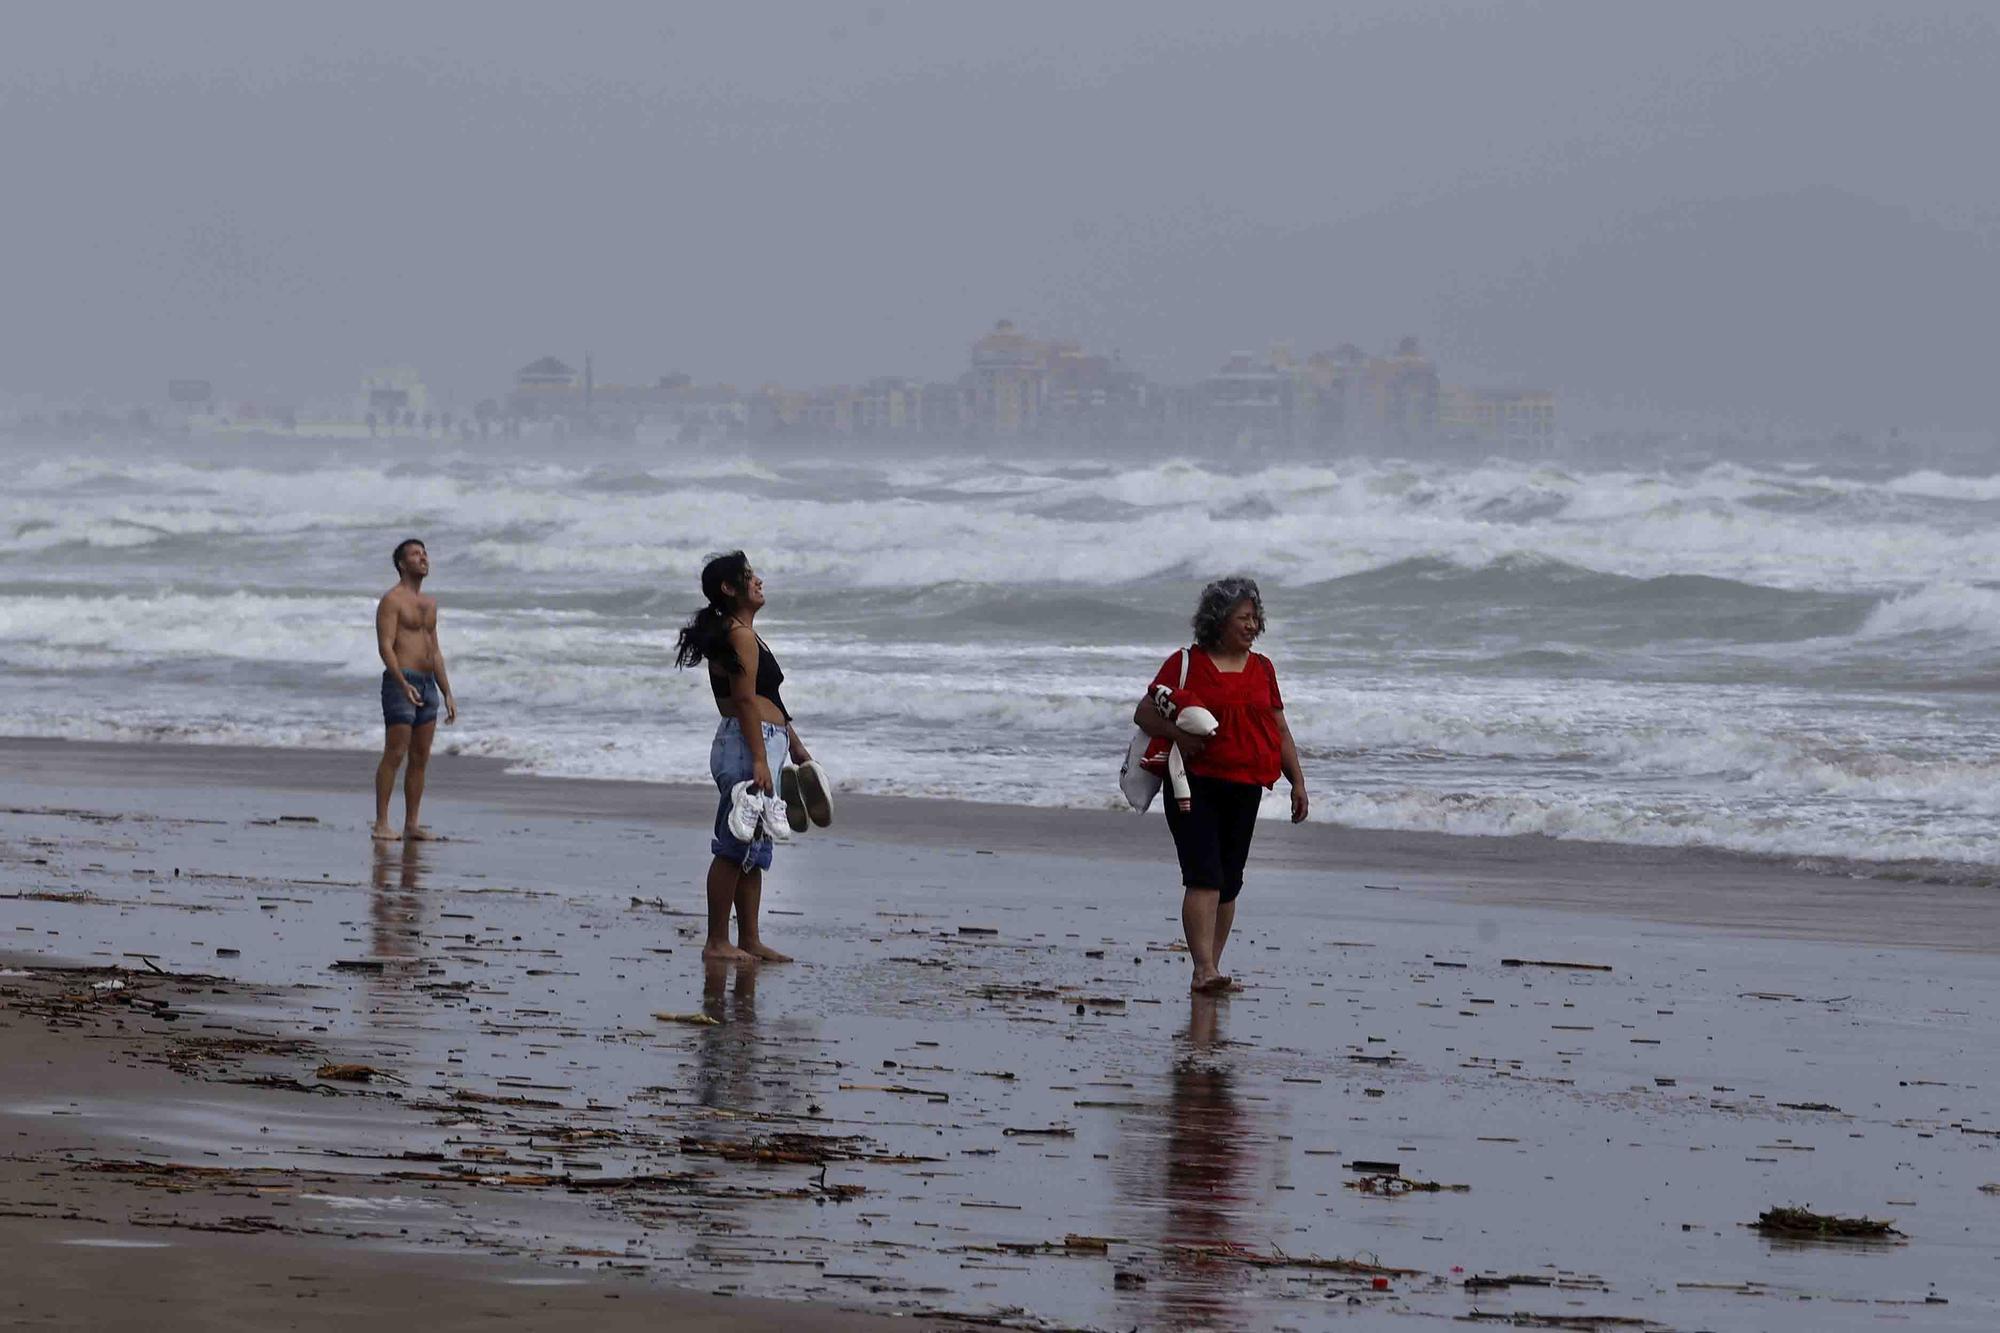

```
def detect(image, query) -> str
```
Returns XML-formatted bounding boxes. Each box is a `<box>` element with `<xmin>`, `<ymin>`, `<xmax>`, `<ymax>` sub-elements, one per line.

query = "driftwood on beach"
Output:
<box><xmin>1751</xmin><ymin>1206</ymin><xmax>1903</xmax><ymax>1240</ymax></box>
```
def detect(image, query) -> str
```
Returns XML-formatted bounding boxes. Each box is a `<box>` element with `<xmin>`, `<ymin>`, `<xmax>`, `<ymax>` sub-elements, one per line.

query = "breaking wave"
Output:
<box><xmin>6</xmin><ymin>438</ymin><xmax>2000</xmax><ymax>870</ymax></box>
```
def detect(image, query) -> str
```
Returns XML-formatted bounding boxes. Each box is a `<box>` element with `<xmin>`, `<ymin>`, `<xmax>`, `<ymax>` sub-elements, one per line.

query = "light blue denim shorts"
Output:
<box><xmin>710</xmin><ymin>718</ymin><xmax>788</xmax><ymax>871</ymax></box>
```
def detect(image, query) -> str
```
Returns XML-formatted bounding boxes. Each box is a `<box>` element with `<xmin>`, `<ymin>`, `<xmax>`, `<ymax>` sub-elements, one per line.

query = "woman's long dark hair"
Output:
<box><xmin>674</xmin><ymin>550</ymin><xmax>750</xmax><ymax>674</ymax></box>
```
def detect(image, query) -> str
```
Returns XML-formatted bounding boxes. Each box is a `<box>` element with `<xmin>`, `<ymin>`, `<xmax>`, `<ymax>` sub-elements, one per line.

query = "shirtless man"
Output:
<box><xmin>372</xmin><ymin>538</ymin><xmax>457</xmax><ymax>841</ymax></box>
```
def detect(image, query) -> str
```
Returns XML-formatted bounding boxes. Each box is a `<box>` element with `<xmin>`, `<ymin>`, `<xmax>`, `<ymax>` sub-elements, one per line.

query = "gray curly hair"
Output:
<box><xmin>1191</xmin><ymin>576</ymin><xmax>1265</xmax><ymax>648</ymax></box>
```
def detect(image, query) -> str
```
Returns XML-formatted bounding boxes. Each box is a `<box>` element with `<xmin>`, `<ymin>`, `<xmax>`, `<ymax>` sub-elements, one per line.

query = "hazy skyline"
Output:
<box><xmin>4</xmin><ymin>1</ymin><xmax>1996</xmax><ymax>432</ymax></box>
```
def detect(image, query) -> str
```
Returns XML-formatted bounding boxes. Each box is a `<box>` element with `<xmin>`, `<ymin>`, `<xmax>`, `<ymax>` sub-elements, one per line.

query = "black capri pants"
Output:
<box><xmin>1162</xmin><ymin>774</ymin><xmax>1264</xmax><ymax>903</ymax></box>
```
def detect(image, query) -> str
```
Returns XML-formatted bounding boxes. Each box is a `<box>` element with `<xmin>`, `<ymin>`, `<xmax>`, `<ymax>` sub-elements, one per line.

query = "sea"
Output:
<box><xmin>5</xmin><ymin>437</ymin><xmax>1998</xmax><ymax>871</ymax></box>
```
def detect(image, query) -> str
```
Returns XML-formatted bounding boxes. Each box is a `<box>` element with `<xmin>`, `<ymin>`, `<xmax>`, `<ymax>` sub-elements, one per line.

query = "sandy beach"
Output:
<box><xmin>4</xmin><ymin>737</ymin><xmax>1997</xmax><ymax>1330</ymax></box>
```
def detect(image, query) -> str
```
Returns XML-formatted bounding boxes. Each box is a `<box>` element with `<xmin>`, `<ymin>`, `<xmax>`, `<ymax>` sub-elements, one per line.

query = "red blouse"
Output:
<box><xmin>1148</xmin><ymin>648</ymin><xmax>1286</xmax><ymax>788</ymax></box>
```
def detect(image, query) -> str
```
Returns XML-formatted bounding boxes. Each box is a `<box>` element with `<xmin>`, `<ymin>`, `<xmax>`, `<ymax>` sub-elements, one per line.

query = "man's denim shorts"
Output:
<box><xmin>711</xmin><ymin>718</ymin><xmax>787</xmax><ymax>871</ymax></box>
<box><xmin>382</xmin><ymin>669</ymin><xmax>441</xmax><ymax>729</ymax></box>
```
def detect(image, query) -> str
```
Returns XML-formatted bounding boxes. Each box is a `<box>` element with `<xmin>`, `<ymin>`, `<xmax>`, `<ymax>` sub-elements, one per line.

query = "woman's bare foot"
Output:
<box><xmin>743</xmin><ymin>941</ymin><xmax>793</xmax><ymax>963</ymax></box>
<box><xmin>702</xmin><ymin>941</ymin><xmax>754</xmax><ymax>962</ymax></box>
<box><xmin>404</xmin><ymin>825</ymin><xmax>438</xmax><ymax>841</ymax></box>
<box><xmin>1191</xmin><ymin>969</ymin><xmax>1231</xmax><ymax>994</ymax></box>
<box><xmin>370</xmin><ymin>821</ymin><xmax>399</xmax><ymax>842</ymax></box>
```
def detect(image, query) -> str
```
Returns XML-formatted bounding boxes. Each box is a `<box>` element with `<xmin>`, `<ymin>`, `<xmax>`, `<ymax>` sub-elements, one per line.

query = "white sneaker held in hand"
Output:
<box><xmin>762</xmin><ymin>796</ymin><xmax>793</xmax><ymax>841</ymax></box>
<box><xmin>792</xmin><ymin>760</ymin><xmax>834</xmax><ymax>828</ymax></box>
<box><xmin>726</xmin><ymin>780</ymin><xmax>764</xmax><ymax>843</ymax></box>
<box><xmin>779</xmin><ymin>766</ymin><xmax>812</xmax><ymax>833</ymax></box>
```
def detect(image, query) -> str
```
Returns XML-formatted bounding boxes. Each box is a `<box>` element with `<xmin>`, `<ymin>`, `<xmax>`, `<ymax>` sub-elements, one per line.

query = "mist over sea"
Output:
<box><xmin>4</xmin><ymin>438</ymin><xmax>1998</xmax><ymax>871</ymax></box>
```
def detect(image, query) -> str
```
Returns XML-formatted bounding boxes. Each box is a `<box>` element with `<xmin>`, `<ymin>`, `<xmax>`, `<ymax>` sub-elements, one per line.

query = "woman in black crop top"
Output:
<box><xmin>709</xmin><ymin>628</ymin><xmax>790</xmax><ymax>722</ymax></box>
<box><xmin>674</xmin><ymin>550</ymin><xmax>815</xmax><ymax>964</ymax></box>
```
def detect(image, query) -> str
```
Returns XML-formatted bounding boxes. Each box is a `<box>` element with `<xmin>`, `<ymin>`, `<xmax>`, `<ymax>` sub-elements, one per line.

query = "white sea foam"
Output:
<box><xmin>1884</xmin><ymin>468</ymin><xmax>2000</xmax><ymax>502</ymax></box>
<box><xmin>1311</xmin><ymin>786</ymin><xmax>2000</xmax><ymax>866</ymax></box>
<box><xmin>0</xmin><ymin>592</ymin><xmax>374</xmax><ymax>666</ymax></box>
<box><xmin>12</xmin><ymin>451</ymin><xmax>1998</xmax><ymax>593</ymax></box>
<box><xmin>1852</xmin><ymin>582</ymin><xmax>2000</xmax><ymax>644</ymax></box>
<box><xmin>6</xmin><ymin>442</ymin><xmax>2000</xmax><ymax>869</ymax></box>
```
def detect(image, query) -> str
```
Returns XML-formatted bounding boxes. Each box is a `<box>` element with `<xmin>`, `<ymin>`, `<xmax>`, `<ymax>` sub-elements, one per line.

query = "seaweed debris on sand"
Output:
<box><xmin>1752</xmin><ymin>1206</ymin><xmax>1903</xmax><ymax>1240</ymax></box>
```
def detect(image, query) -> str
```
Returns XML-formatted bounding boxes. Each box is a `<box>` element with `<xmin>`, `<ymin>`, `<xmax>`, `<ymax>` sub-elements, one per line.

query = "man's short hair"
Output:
<box><xmin>392</xmin><ymin>538</ymin><xmax>426</xmax><ymax>572</ymax></box>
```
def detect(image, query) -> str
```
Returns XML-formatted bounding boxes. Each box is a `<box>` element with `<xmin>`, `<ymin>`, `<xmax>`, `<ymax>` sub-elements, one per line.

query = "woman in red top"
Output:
<box><xmin>1134</xmin><ymin>576</ymin><xmax>1308</xmax><ymax>993</ymax></box>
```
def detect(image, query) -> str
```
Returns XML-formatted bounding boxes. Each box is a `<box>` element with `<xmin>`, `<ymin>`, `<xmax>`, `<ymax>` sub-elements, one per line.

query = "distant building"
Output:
<box><xmin>1441</xmin><ymin>385</ymin><xmax>1556</xmax><ymax>452</ymax></box>
<box><xmin>747</xmin><ymin>385</ymin><xmax>803</xmax><ymax>437</ymax></box>
<box><xmin>1042</xmin><ymin>343</ymin><xmax>1156</xmax><ymax>443</ymax></box>
<box><xmin>601</xmin><ymin>378</ymin><xmax>750</xmax><ymax>442</ymax></box>
<box><xmin>1164</xmin><ymin>335</ymin><xmax>1455</xmax><ymax>454</ymax></box>
<box><xmin>964</xmin><ymin>319</ymin><xmax>1047</xmax><ymax>438</ymax></box>
<box><xmin>856</xmin><ymin>377</ymin><xmax>924</xmax><ymax>437</ymax></box>
<box><xmin>515</xmin><ymin>356</ymin><xmax>579</xmax><ymax>390</ymax></box>
<box><xmin>358</xmin><ymin>367</ymin><xmax>431</xmax><ymax>432</ymax></box>
<box><xmin>1299</xmin><ymin>345</ymin><xmax>1367</xmax><ymax>448</ymax></box>
<box><xmin>955</xmin><ymin>319</ymin><xmax>1163</xmax><ymax>444</ymax></box>
<box><xmin>1361</xmin><ymin>337</ymin><xmax>1440</xmax><ymax>448</ymax></box>
<box><xmin>1199</xmin><ymin>350</ymin><xmax>1297</xmax><ymax>449</ymax></box>
<box><xmin>475</xmin><ymin>327</ymin><xmax>1505</xmax><ymax>454</ymax></box>
<box><xmin>502</xmin><ymin>355</ymin><xmax>754</xmax><ymax>441</ymax></box>
<box><xmin>800</xmin><ymin>385</ymin><xmax>860</xmax><ymax>438</ymax></box>
<box><xmin>506</xmin><ymin>356</ymin><xmax>581</xmax><ymax>421</ymax></box>
<box><xmin>920</xmin><ymin>381</ymin><xmax>967</xmax><ymax>438</ymax></box>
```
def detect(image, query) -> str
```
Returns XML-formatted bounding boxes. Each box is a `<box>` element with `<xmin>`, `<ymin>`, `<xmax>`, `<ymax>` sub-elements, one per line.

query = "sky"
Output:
<box><xmin>3</xmin><ymin>0</ymin><xmax>1996</xmax><ymax>432</ymax></box>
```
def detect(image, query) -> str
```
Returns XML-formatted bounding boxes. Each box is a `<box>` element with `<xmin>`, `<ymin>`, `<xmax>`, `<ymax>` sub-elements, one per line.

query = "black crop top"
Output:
<box><xmin>711</xmin><ymin>635</ymin><xmax>790</xmax><ymax>722</ymax></box>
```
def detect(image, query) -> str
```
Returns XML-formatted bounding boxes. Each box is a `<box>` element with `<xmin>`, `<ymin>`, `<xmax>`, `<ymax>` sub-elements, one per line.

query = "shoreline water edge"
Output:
<box><xmin>10</xmin><ymin>735</ymin><xmax>1996</xmax><ymax>944</ymax></box>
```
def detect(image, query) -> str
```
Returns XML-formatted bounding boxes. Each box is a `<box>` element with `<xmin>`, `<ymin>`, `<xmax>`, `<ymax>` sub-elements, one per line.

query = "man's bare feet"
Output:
<box><xmin>404</xmin><ymin>825</ymin><xmax>438</xmax><ymax>841</ymax></box>
<box><xmin>702</xmin><ymin>941</ymin><xmax>755</xmax><ymax>962</ymax></box>
<box><xmin>371</xmin><ymin>821</ymin><xmax>399</xmax><ymax>842</ymax></box>
<box><xmin>743</xmin><ymin>942</ymin><xmax>792</xmax><ymax>962</ymax></box>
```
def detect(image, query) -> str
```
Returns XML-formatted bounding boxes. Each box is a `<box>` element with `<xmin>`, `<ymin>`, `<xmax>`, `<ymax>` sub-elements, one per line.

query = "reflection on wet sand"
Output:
<box><xmin>1116</xmin><ymin>993</ymin><xmax>1258</xmax><ymax>1331</ymax></box>
<box><xmin>367</xmin><ymin>841</ymin><xmax>433</xmax><ymax>1027</ymax></box>
<box><xmin>696</xmin><ymin>958</ymin><xmax>761</xmax><ymax>1112</ymax></box>
<box><xmin>369</xmin><ymin>840</ymin><xmax>430</xmax><ymax>959</ymax></box>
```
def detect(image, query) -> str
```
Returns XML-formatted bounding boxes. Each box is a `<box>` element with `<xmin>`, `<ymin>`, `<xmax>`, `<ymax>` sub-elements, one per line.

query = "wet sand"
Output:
<box><xmin>0</xmin><ymin>1001</ymin><xmax>954</xmax><ymax>1333</ymax></box>
<box><xmin>4</xmin><ymin>737</ymin><xmax>1998</xmax><ymax>1330</ymax></box>
<box><xmin>7</xmin><ymin>737</ymin><xmax>1997</xmax><ymax>952</ymax></box>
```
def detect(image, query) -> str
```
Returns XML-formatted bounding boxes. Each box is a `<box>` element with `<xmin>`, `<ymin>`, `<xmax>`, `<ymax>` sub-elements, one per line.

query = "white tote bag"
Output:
<box><xmin>1118</xmin><ymin>648</ymin><xmax>1189</xmax><ymax>812</ymax></box>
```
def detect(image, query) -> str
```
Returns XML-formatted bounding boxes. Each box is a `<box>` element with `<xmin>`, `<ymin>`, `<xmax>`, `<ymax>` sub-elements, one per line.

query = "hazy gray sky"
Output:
<box><xmin>5</xmin><ymin>1</ymin><xmax>1995</xmax><ymax>430</ymax></box>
